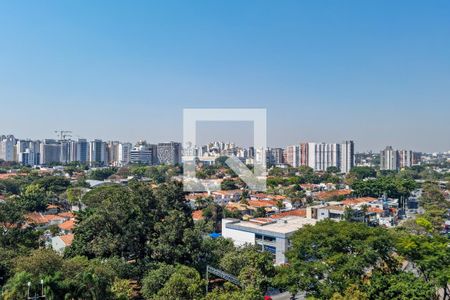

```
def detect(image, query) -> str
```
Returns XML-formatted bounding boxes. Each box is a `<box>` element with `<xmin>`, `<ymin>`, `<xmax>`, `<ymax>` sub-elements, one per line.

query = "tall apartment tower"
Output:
<box><xmin>398</xmin><ymin>150</ymin><xmax>414</xmax><ymax>169</ymax></box>
<box><xmin>380</xmin><ymin>146</ymin><xmax>399</xmax><ymax>170</ymax></box>
<box><xmin>268</xmin><ymin>148</ymin><xmax>284</xmax><ymax>165</ymax></box>
<box><xmin>340</xmin><ymin>140</ymin><xmax>355</xmax><ymax>174</ymax></box>
<box><xmin>286</xmin><ymin>145</ymin><xmax>300</xmax><ymax>167</ymax></box>
<box><xmin>157</xmin><ymin>142</ymin><xmax>182</xmax><ymax>165</ymax></box>
<box><xmin>0</xmin><ymin>135</ymin><xmax>16</xmax><ymax>162</ymax></box>
<box><xmin>307</xmin><ymin>142</ymin><xmax>341</xmax><ymax>172</ymax></box>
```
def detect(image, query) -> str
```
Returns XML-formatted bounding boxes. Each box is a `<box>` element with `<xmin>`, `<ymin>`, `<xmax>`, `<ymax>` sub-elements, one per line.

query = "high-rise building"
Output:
<box><xmin>157</xmin><ymin>142</ymin><xmax>182</xmax><ymax>165</ymax></box>
<box><xmin>398</xmin><ymin>150</ymin><xmax>415</xmax><ymax>169</ymax></box>
<box><xmin>130</xmin><ymin>141</ymin><xmax>155</xmax><ymax>165</ymax></box>
<box><xmin>118</xmin><ymin>142</ymin><xmax>132</xmax><ymax>166</ymax></box>
<box><xmin>380</xmin><ymin>146</ymin><xmax>399</xmax><ymax>170</ymax></box>
<box><xmin>307</xmin><ymin>142</ymin><xmax>341</xmax><ymax>172</ymax></box>
<box><xmin>16</xmin><ymin>139</ymin><xmax>40</xmax><ymax>165</ymax></box>
<box><xmin>89</xmin><ymin>139</ymin><xmax>106</xmax><ymax>166</ymax></box>
<box><xmin>268</xmin><ymin>148</ymin><xmax>284</xmax><ymax>165</ymax></box>
<box><xmin>76</xmin><ymin>139</ymin><xmax>89</xmax><ymax>163</ymax></box>
<box><xmin>299</xmin><ymin>143</ymin><xmax>309</xmax><ymax>166</ymax></box>
<box><xmin>340</xmin><ymin>140</ymin><xmax>355</xmax><ymax>174</ymax></box>
<box><xmin>286</xmin><ymin>145</ymin><xmax>300</xmax><ymax>167</ymax></box>
<box><xmin>0</xmin><ymin>135</ymin><xmax>16</xmax><ymax>162</ymax></box>
<box><xmin>40</xmin><ymin>139</ymin><xmax>61</xmax><ymax>165</ymax></box>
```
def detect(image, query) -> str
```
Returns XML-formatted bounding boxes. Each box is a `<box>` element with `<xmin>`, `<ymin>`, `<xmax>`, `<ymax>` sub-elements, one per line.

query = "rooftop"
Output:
<box><xmin>225</xmin><ymin>216</ymin><xmax>317</xmax><ymax>237</ymax></box>
<box><xmin>270</xmin><ymin>209</ymin><xmax>306</xmax><ymax>219</ymax></box>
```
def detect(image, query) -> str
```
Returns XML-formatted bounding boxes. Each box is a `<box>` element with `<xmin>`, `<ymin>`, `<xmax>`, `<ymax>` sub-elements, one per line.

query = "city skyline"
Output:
<box><xmin>1</xmin><ymin>1</ymin><xmax>450</xmax><ymax>152</ymax></box>
<box><xmin>0</xmin><ymin>131</ymin><xmax>447</xmax><ymax>154</ymax></box>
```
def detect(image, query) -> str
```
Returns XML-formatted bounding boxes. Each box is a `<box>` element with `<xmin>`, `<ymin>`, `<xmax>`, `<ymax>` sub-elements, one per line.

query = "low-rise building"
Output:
<box><xmin>222</xmin><ymin>216</ymin><xmax>317</xmax><ymax>265</ymax></box>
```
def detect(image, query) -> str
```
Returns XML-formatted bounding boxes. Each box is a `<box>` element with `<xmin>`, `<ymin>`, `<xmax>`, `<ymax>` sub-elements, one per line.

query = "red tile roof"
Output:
<box><xmin>341</xmin><ymin>197</ymin><xmax>377</xmax><ymax>206</ymax></box>
<box><xmin>192</xmin><ymin>210</ymin><xmax>204</xmax><ymax>221</ymax></box>
<box><xmin>26</xmin><ymin>213</ymin><xmax>66</xmax><ymax>225</ymax></box>
<box><xmin>270</xmin><ymin>209</ymin><xmax>306</xmax><ymax>219</ymax></box>
<box><xmin>58</xmin><ymin>219</ymin><xmax>75</xmax><ymax>231</ymax></box>
<box><xmin>60</xmin><ymin>234</ymin><xmax>74</xmax><ymax>246</ymax></box>
<box><xmin>248</xmin><ymin>200</ymin><xmax>278</xmax><ymax>208</ymax></box>
<box><xmin>314</xmin><ymin>189</ymin><xmax>352</xmax><ymax>200</ymax></box>
<box><xmin>57</xmin><ymin>212</ymin><xmax>75</xmax><ymax>219</ymax></box>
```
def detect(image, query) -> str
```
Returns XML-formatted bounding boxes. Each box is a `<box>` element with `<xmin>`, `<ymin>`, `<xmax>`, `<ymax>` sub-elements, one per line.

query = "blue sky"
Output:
<box><xmin>0</xmin><ymin>1</ymin><xmax>449</xmax><ymax>152</ymax></box>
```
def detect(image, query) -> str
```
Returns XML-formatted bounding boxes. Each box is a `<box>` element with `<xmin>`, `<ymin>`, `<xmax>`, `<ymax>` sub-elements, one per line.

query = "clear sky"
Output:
<box><xmin>0</xmin><ymin>1</ymin><xmax>449</xmax><ymax>152</ymax></box>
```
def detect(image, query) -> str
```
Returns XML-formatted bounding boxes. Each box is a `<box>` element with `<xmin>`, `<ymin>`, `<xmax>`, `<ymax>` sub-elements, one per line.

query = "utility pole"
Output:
<box><xmin>26</xmin><ymin>280</ymin><xmax>46</xmax><ymax>299</ymax></box>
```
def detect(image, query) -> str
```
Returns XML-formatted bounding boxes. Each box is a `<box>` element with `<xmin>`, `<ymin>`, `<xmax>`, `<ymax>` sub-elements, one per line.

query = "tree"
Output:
<box><xmin>1</xmin><ymin>271</ymin><xmax>33</xmax><ymax>300</ymax></box>
<box><xmin>219</xmin><ymin>246</ymin><xmax>275</xmax><ymax>292</ymax></box>
<box><xmin>363</xmin><ymin>271</ymin><xmax>435</xmax><ymax>300</ymax></box>
<box><xmin>68</xmin><ymin>184</ymin><xmax>155</xmax><ymax>259</ymax></box>
<box><xmin>141</xmin><ymin>263</ymin><xmax>177</xmax><ymax>299</ymax></box>
<box><xmin>89</xmin><ymin>167</ymin><xmax>118</xmax><ymax>181</ymax></box>
<box><xmin>395</xmin><ymin>234</ymin><xmax>450</xmax><ymax>299</ymax></box>
<box><xmin>111</xmin><ymin>278</ymin><xmax>134</xmax><ymax>300</ymax></box>
<box><xmin>327</xmin><ymin>166</ymin><xmax>341</xmax><ymax>174</ymax></box>
<box><xmin>221</xmin><ymin>179</ymin><xmax>238</xmax><ymax>190</ymax></box>
<box><xmin>17</xmin><ymin>184</ymin><xmax>48</xmax><ymax>211</ymax></box>
<box><xmin>143</xmin><ymin>265</ymin><xmax>204</xmax><ymax>300</ymax></box>
<box><xmin>14</xmin><ymin>249</ymin><xmax>64</xmax><ymax>281</ymax></box>
<box><xmin>273</xmin><ymin>220</ymin><xmax>397</xmax><ymax>298</ymax></box>
<box><xmin>66</xmin><ymin>186</ymin><xmax>86</xmax><ymax>211</ymax></box>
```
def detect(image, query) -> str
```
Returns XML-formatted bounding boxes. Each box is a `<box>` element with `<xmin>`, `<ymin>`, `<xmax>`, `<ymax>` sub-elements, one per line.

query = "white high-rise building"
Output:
<box><xmin>380</xmin><ymin>146</ymin><xmax>399</xmax><ymax>170</ymax></box>
<box><xmin>307</xmin><ymin>142</ymin><xmax>341</xmax><ymax>172</ymax></box>
<box><xmin>118</xmin><ymin>142</ymin><xmax>132</xmax><ymax>166</ymax></box>
<box><xmin>398</xmin><ymin>149</ymin><xmax>415</xmax><ymax>169</ymax></box>
<box><xmin>16</xmin><ymin>139</ymin><xmax>41</xmax><ymax>165</ymax></box>
<box><xmin>130</xmin><ymin>141</ymin><xmax>154</xmax><ymax>165</ymax></box>
<box><xmin>0</xmin><ymin>135</ymin><xmax>16</xmax><ymax>162</ymax></box>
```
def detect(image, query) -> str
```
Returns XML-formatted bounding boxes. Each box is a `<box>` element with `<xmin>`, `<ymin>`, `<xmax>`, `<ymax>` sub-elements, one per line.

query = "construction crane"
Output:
<box><xmin>54</xmin><ymin>130</ymin><xmax>72</xmax><ymax>141</ymax></box>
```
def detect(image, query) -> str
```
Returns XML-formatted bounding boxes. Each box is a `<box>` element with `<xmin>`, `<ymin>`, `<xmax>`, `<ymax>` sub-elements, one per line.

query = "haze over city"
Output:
<box><xmin>1</xmin><ymin>1</ymin><xmax>450</xmax><ymax>152</ymax></box>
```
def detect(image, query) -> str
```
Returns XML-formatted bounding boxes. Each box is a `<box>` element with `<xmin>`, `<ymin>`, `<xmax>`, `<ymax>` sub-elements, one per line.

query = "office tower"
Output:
<box><xmin>380</xmin><ymin>146</ymin><xmax>399</xmax><ymax>170</ymax></box>
<box><xmin>157</xmin><ymin>142</ymin><xmax>182</xmax><ymax>165</ymax></box>
<box><xmin>0</xmin><ymin>135</ymin><xmax>16</xmax><ymax>162</ymax></box>
<box><xmin>286</xmin><ymin>145</ymin><xmax>300</xmax><ymax>167</ymax></box>
<box><xmin>130</xmin><ymin>141</ymin><xmax>154</xmax><ymax>165</ymax></box>
<box><xmin>76</xmin><ymin>139</ymin><xmax>89</xmax><ymax>163</ymax></box>
<box><xmin>89</xmin><ymin>139</ymin><xmax>106</xmax><ymax>166</ymax></box>
<box><xmin>40</xmin><ymin>139</ymin><xmax>61</xmax><ymax>165</ymax></box>
<box><xmin>340</xmin><ymin>140</ymin><xmax>355</xmax><ymax>174</ymax></box>
<box><xmin>398</xmin><ymin>150</ymin><xmax>414</xmax><ymax>169</ymax></box>
<box><xmin>118</xmin><ymin>142</ymin><xmax>132</xmax><ymax>166</ymax></box>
